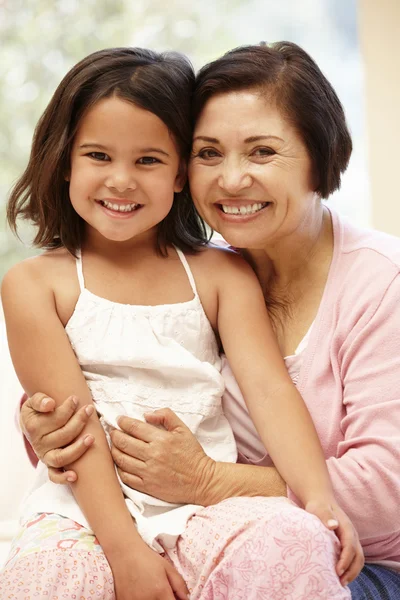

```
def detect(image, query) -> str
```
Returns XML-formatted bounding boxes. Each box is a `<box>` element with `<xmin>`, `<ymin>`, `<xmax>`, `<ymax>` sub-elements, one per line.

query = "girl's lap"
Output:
<box><xmin>164</xmin><ymin>496</ymin><xmax>350</xmax><ymax>599</ymax></box>
<box><xmin>0</xmin><ymin>513</ymin><xmax>114</xmax><ymax>599</ymax></box>
<box><xmin>1</xmin><ymin>499</ymin><xmax>350</xmax><ymax>599</ymax></box>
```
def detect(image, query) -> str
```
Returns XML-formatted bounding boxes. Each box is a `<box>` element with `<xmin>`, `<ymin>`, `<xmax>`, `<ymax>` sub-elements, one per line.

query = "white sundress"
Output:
<box><xmin>20</xmin><ymin>247</ymin><xmax>238</xmax><ymax>552</ymax></box>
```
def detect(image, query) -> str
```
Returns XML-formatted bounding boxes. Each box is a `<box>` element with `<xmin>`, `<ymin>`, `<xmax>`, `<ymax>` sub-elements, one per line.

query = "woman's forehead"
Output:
<box><xmin>193</xmin><ymin>91</ymin><xmax>292</xmax><ymax>141</ymax></box>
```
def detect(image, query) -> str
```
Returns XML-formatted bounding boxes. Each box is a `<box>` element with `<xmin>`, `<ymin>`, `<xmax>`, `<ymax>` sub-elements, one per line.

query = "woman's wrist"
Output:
<box><xmin>198</xmin><ymin>461</ymin><xmax>288</xmax><ymax>506</ymax></box>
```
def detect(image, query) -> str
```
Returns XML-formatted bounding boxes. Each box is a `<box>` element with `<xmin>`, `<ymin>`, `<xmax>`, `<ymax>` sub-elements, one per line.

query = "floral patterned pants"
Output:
<box><xmin>0</xmin><ymin>496</ymin><xmax>350</xmax><ymax>599</ymax></box>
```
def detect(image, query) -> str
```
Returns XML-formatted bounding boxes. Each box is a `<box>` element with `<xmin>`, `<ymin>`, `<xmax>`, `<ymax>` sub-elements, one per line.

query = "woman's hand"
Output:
<box><xmin>109</xmin><ymin>542</ymin><xmax>189</xmax><ymax>600</ymax></box>
<box><xmin>305</xmin><ymin>499</ymin><xmax>364</xmax><ymax>586</ymax></box>
<box><xmin>111</xmin><ymin>408</ymin><xmax>216</xmax><ymax>505</ymax></box>
<box><xmin>20</xmin><ymin>392</ymin><xmax>94</xmax><ymax>481</ymax></box>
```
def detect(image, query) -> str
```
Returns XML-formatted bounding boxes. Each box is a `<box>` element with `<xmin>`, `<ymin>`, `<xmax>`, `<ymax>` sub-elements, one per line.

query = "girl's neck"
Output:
<box><xmin>82</xmin><ymin>226</ymin><xmax>159</xmax><ymax>262</ymax></box>
<box><xmin>243</xmin><ymin>204</ymin><xmax>333</xmax><ymax>299</ymax></box>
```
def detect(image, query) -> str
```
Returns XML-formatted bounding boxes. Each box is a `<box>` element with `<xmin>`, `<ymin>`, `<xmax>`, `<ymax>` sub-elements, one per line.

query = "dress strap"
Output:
<box><xmin>174</xmin><ymin>247</ymin><xmax>198</xmax><ymax>297</ymax></box>
<box><xmin>75</xmin><ymin>250</ymin><xmax>85</xmax><ymax>292</ymax></box>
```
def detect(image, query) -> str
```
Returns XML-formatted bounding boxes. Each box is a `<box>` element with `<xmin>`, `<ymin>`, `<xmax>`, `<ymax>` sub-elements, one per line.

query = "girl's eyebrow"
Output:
<box><xmin>192</xmin><ymin>135</ymin><xmax>283</xmax><ymax>144</ymax></box>
<box><xmin>78</xmin><ymin>143</ymin><xmax>170</xmax><ymax>157</ymax></box>
<box><xmin>79</xmin><ymin>143</ymin><xmax>109</xmax><ymax>150</ymax></box>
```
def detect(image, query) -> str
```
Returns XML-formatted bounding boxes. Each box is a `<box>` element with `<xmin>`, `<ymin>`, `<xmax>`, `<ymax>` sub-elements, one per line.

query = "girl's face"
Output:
<box><xmin>69</xmin><ymin>96</ymin><xmax>183</xmax><ymax>246</ymax></box>
<box><xmin>189</xmin><ymin>90</ymin><xmax>317</xmax><ymax>250</ymax></box>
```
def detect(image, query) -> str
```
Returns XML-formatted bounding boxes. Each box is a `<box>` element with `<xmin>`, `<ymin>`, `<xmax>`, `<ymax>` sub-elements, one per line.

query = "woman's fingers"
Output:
<box><xmin>144</xmin><ymin>407</ymin><xmax>188</xmax><ymax>432</ymax></box>
<box><xmin>111</xmin><ymin>445</ymin><xmax>145</xmax><ymax>476</ymax></box>
<box><xmin>21</xmin><ymin>395</ymin><xmax>77</xmax><ymax>441</ymax></box>
<box><xmin>117</xmin><ymin>415</ymin><xmax>165</xmax><ymax>443</ymax></box>
<box><xmin>44</xmin><ymin>405</ymin><xmax>94</xmax><ymax>450</ymax></box>
<box><xmin>43</xmin><ymin>433</ymin><xmax>95</xmax><ymax>470</ymax></box>
<box><xmin>110</xmin><ymin>429</ymin><xmax>148</xmax><ymax>461</ymax></box>
<box><xmin>48</xmin><ymin>467</ymin><xmax>76</xmax><ymax>484</ymax></box>
<box><xmin>27</xmin><ymin>392</ymin><xmax>58</xmax><ymax>412</ymax></box>
<box><xmin>116</xmin><ymin>467</ymin><xmax>144</xmax><ymax>490</ymax></box>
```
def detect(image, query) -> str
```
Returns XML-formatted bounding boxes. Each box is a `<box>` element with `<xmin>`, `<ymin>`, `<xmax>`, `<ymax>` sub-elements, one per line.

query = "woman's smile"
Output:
<box><xmin>217</xmin><ymin>200</ymin><xmax>271</xmax><ymax>218</ymax></box>
<box><xmin>189</xmin><ymin>90</ymin><xmax>315</xmax><ymax>249</ymax></box>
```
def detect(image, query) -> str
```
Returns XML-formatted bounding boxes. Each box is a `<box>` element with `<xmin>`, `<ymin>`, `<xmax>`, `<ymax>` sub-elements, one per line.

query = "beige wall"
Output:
<box><xmin>358</xmin><ymin>0</ymin><xmax>400</xmax><ymax>236</ymax></box>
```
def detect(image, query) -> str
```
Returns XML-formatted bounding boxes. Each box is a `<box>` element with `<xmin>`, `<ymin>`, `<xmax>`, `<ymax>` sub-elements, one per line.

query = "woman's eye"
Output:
<box><xmin>88</xmin><ymin>152</ymin><xmax>109</xmax><ymax>161</ymax></box>
<box><xmin>195</xmin><ymin>148</ymin><xmax>220</xmax><ymax>160</ymax></box>
<box><xmin>252</xmin><ymin>147</ymin><xmax>275</xmax><ymax>158</ymax></box>
<box><xmin>138</xmin><ymin>156</ymin><xmax>160</xmax><ymax>165</ymax></box>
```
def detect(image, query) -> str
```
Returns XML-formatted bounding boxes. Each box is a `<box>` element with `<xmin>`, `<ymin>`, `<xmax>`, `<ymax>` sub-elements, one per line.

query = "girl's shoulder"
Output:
<box><xmin>1</xmin><ymin>248</ymin><xmax>76</xmax><ymax>301</ymax></box>
<box><xmin>194</xmin><ymin>243</ymin><xmax>256</xmax><ymax>279</ymax></box>
<box><xmin>190</xmin><ymin>243</ymin><xmax>243</xmax><ymax>269</ymax></box>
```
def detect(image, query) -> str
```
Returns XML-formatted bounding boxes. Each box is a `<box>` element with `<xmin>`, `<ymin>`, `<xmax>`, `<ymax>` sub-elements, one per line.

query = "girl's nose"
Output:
<box><xmin>106</xmin><ymin>165</ymin><xmax>136</xmax><ymax>193</ymax></box>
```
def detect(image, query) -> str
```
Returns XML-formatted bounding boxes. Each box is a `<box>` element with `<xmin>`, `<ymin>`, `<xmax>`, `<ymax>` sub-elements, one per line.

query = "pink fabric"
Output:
<box><xmin>0</xmin><ymin>498</ymin><xmax>350</xmax><ymax>599</ymax></box>
<box><xmin>222</xmin><ymin>207</ymin><xmax>400</xmax><ymax>566</ymax></box>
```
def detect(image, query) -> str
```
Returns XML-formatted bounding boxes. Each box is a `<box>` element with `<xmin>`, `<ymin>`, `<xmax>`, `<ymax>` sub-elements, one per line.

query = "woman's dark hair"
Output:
<box><xmin>8</xmin><ymin>47</ymin><xmax>209</xmax><ymax>254</ymax></box>
<box><xmin>193</xmin><ymin>42</ymin><xmax>352</xmax><ymax>198</ymax></box>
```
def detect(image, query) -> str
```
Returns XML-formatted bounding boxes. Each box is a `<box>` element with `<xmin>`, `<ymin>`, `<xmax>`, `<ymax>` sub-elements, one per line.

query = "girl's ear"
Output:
<box><xmin>174</xmin><ymin>161</ymin><xmax>187</xmax><ymax>193</ymax></box>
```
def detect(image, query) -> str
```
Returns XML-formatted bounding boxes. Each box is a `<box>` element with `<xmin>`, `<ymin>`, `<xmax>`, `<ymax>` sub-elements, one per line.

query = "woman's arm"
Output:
<box><xmin>319</xmin><ymin>274</ymin><xmax>400</xmax><ymax>555</ymax></box>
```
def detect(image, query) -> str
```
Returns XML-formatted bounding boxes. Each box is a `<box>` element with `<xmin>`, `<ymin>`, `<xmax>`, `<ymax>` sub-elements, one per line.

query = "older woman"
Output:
<box><xmin>17</xmin><ymin>42</ymin><xmax>400</xmax><ymax>598</ymax></box>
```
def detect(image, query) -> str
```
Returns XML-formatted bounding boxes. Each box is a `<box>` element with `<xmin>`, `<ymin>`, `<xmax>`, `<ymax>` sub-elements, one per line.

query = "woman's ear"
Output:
<box><xmin>174</xmin><ymin>161</ymin><xmax>187</xmax><ymax>193</ymax></box>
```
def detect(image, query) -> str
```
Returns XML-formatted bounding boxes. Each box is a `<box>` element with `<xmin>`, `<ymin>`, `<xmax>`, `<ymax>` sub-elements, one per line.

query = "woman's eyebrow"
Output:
<box><xmin>244</xmin><ymin>135</ymin><xmax>284</xmax><ymax>143</ymax></box>
<box><xmin>192</xmin><ymin>135</ymin><xmax>284</xmax><ymax>144</ymax></box>
<box><xmin>192</xmin><ymin>136</ymin><xmax>219</xmax><ymax>143</ymax></box>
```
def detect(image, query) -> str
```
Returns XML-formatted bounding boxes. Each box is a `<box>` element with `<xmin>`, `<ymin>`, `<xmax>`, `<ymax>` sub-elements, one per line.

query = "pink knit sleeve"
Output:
<box><xmin>326</xmin><ymin>274</ymin><xmax>400</xmax><ymax>559</ymax></box>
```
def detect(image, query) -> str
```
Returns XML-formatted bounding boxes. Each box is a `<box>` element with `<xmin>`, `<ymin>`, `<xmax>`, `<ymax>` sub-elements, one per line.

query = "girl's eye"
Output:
<box><xmin>252</xmin><ymin>147</ymin><xmax>275</xmax><ymax>158</ymax></box>
<box><xmin>138</xmin><ymin>156</ymin><xmax>160</xmax><ymax>165</ymax></box>
<box><xmin>194</xmin><ymin>148</ymin><xmax>220</xmax><ymax>160</ymax></box>
<box><xmin>88</xmin><ymin>152</ymin><xmax>110</xmax><ymax>161</ymax></box>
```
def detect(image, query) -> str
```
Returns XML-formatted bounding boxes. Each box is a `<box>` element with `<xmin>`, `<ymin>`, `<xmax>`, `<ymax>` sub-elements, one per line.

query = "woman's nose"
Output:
<box><xmin>218</xmin><ymin>160</ymin><xmax>252</xmax><ymax>194</ymax></box>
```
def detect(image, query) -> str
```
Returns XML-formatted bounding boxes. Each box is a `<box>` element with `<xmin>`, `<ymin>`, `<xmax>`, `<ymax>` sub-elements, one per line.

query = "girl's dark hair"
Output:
<box><xmin>193</xmin><ymin>42</ymin><xmax>352</xmax><ymax>198</ymax></box>
<box><xmin>8</xmin><ymin>47</ymin><xmax>209</xmax><ymax>254</ymax></box>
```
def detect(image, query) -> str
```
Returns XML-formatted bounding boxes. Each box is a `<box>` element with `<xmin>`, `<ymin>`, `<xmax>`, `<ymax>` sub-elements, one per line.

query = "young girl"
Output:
<box><xmin>1</xmin><ymin>48</ymin><xmax>358</xmax><ymax>599</ymax></box>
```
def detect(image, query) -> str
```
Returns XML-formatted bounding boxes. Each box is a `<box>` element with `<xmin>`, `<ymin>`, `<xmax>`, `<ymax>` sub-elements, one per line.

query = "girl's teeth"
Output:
<box><xmin>101</xmin><ymin>200</ymin><xmax>138</xmax><ymax>212</ymax></box>
<box><xmin>221</xmin><ymin>203</ymin><xmax>266</xmax><ymax>215</ymax></box>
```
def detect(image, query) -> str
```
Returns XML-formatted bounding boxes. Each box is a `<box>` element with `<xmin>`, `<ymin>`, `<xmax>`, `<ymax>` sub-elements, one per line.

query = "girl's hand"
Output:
<box><xmin>110</xmin><ymin>544</ymin><xmax>189</xmax><ymax>600</ymax></box>
<box><xmin>20</xmin><ymin>392</ymin><xmax>94</xmax><ymax>481</ymax></box>
<box><xmin>111</xmin><ymin>408</ymin><xmax>215</xmax><ymax>505</ymax></box>
<box><xmin>305</xmin><ymin>499</ymin><xmax>364</xmax><ymax>586</ymax></box>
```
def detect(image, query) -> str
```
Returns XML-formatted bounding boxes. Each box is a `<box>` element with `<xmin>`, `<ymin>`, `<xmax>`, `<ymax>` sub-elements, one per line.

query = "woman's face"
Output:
<box><xmin>189</xmin><ymin>90</ymin><xmax>317</xmax><ymax>249</ymax></box>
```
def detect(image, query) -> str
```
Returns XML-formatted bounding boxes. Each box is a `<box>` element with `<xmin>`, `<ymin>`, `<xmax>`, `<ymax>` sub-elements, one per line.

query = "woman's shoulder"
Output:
<box><xmin>330</xmin><ymin>210</ymin><xmax>400</xmax><ymax>315</ymax></box>
<box><xmin>334</xmin><ymin>209</ymin><xmax>400</xmax><ymax>274</ymax></box>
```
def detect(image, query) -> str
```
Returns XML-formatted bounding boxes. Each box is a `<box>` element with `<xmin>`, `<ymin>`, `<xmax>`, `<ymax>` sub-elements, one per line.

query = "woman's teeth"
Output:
<box><xmin>221</xmin><ymin>202</ymin><xmax>268</xmax><ymax>215</ymax></box>
<box><xmin>100</xmin><ymin>200</ymin><xmax>139</xmax><ymax>212</ymax></box>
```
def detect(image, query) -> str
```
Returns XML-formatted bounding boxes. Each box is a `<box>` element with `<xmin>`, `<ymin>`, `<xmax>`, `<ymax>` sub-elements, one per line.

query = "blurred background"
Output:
<box><xmin>0</xmin><ymin>0</ymin><xmax>398</xmax><ymax>564</ymax></box>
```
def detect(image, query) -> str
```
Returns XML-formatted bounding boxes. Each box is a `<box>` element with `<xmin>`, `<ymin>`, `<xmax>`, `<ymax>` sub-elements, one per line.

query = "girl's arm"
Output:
<box><xmin>1</xmin><ymin>261</ymin><xmax>189</xmax><ymax>600</ymax></box>
<box><xmin>2</xmin><ymin>261</ymin><xmax>142</xmax><ymax>555</ymax></box>
<box><xmin>216</xmin><ymin>251</ymin><xmax>336</xmax><ymax>511</ymax></box>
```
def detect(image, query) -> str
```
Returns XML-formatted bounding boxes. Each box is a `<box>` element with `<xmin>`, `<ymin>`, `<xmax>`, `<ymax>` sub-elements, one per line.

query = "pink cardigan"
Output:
<box><xmin>222</xmin><ymin>207</ymin><xmax>400</xmax><ymax>567</ymax></box>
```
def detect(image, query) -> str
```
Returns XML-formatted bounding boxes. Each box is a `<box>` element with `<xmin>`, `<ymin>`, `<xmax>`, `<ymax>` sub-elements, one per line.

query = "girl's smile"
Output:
<box><xmin>68</xmin><ymin>96</ymin><xmax>183</xmax><ymax>247</ymax></box>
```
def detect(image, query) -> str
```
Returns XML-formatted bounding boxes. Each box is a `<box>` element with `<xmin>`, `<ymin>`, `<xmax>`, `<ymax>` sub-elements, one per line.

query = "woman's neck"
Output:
<box><xmin>243</xmin><ymin>205</ymin><xmax>333</xmax><ymax>300</ymax></box>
